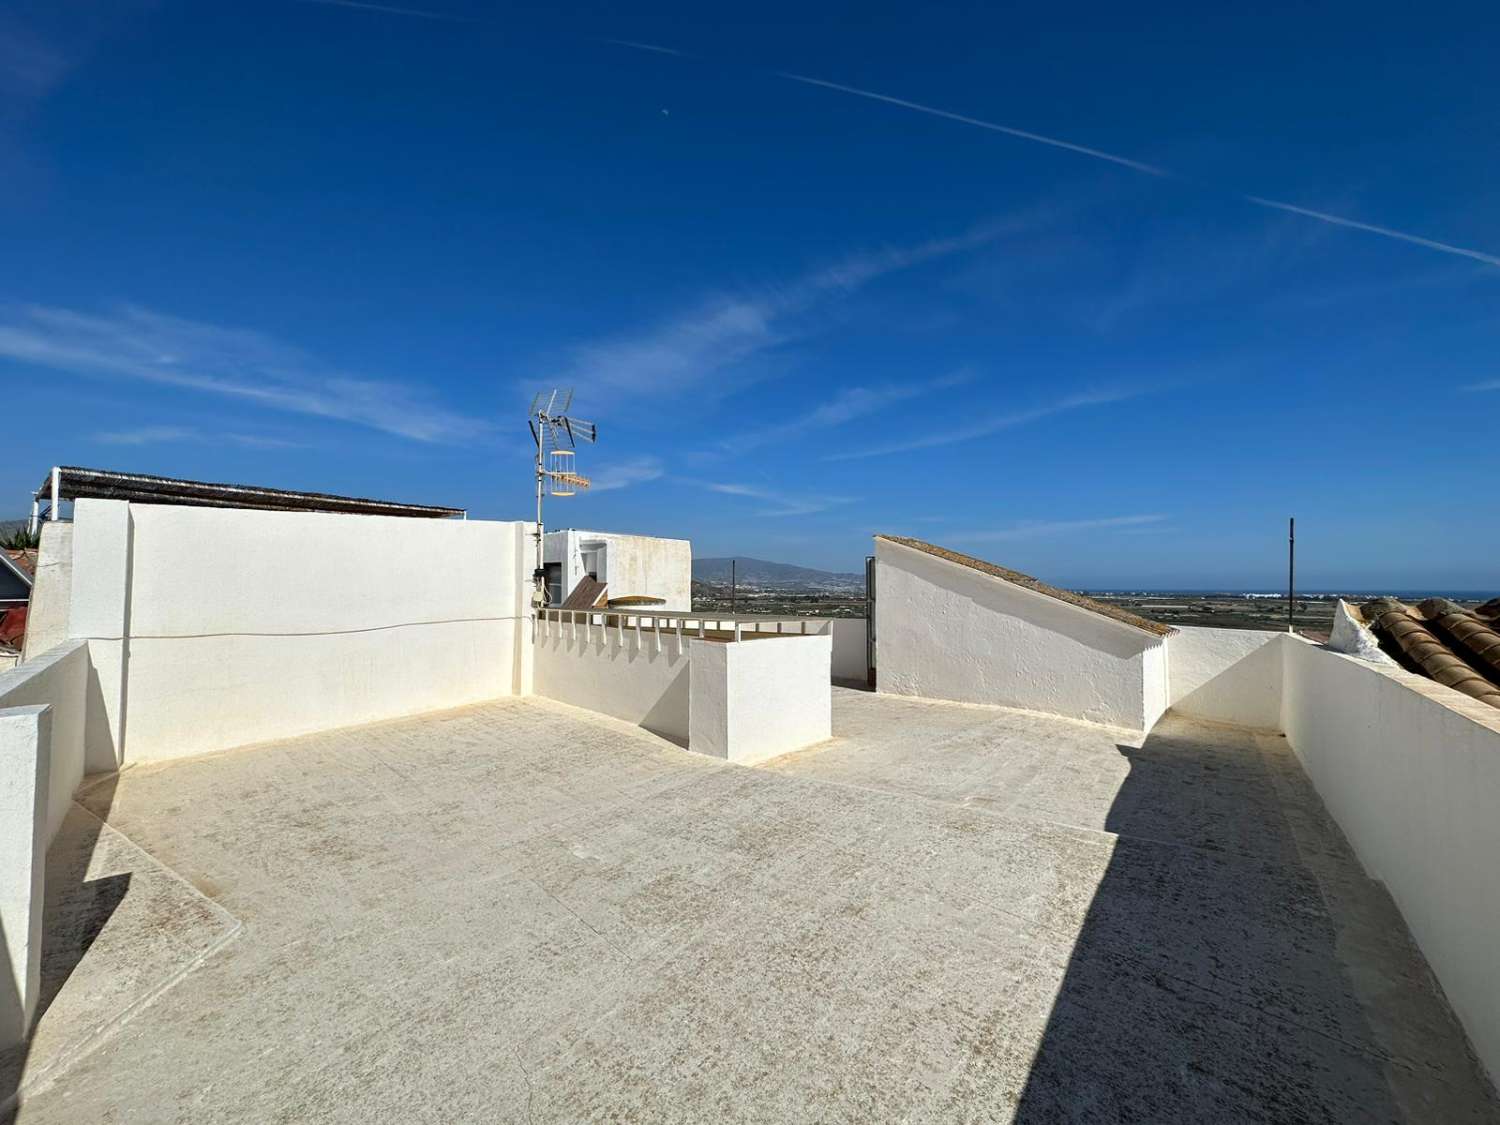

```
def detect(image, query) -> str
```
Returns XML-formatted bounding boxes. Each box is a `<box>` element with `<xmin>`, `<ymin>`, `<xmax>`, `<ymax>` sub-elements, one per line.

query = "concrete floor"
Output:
<box><xmin>5</xmin><ymin>688</ymin><xmax>1496</xmax><ymax>1123</ymax></box>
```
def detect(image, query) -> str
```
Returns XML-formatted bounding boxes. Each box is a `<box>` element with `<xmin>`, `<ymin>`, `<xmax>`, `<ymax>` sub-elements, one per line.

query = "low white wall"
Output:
<box><xmin>0</xmin><ymin>705</ymin><xmax>48</xmax><ymax>1046</ymax></box>
<box><xmin>1167</xmin><ymin>626</ymin><xmax>1284</xmax><ymax>729</ymax></box>
<box><xmin>0</xmin><ymin>641</ymin><xmax>89</xmax><ymax>845</ymax></box>
<box><xmin>1282</xmin><ymin>639</ymin><xmax>1500</xmax><ymax>1085</ymax></box>
<box><xmin>66</xmin><ymin>501</ymin><xmax>531</xmax><ymax>764</ymax></box>
<box><xmin>875</xmin><ymin>540</ymin><xmax>1167</xmax><ymax>730</ymax></box>
<box><xmin>532</xmin><ymin>619</ymin><xmax>691</xmax><ymax>743</ymax></box>
<box><xmin>828</xmin><ymin>618</ymin><xmax>869</xmax><ymax>683</ymax></box>
<box><xmin>690</xmin><ymin>635</ymin><xmax>832</xmax><ymax>765</ymax></box>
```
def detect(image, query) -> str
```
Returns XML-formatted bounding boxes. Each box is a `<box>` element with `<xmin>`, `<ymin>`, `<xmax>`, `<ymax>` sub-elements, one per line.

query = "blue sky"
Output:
<box><xmin>3</xmin><ymin>0</ymin><xmax>1498</xmax><ymax>589</ymax></box>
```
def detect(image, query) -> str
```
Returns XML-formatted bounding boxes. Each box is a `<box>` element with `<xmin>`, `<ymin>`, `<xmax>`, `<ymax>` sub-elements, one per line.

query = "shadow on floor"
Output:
<box><xmin>0</xmin><ymin>774</ymin><xmax>122</xmax><ymax>1122</ymax></box>
<box><xmin>1010</xmin><ymin>721</ymin><xmax>1497</xmax><ymax>1124</ymax></box>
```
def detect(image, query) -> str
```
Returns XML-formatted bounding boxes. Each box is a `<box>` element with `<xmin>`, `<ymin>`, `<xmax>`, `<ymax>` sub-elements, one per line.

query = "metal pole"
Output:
<box><xmin>1287</xmin><ymin>517</ymin><xmax>1296</xmax><ymax>634</ymax></box>
<box><xmin>730</xmin><ymin>559</ymin><xmax>736</xmax><ymax>614</ymax></box>
<box><xmin>28</xmin><ymin>499</ymin><xmax>39</xmax><ymax>538</ymax></box>
<box><xmin>50</xmin><ymin>467</ymin><xmax>60</xmax><ymax>522</ymax></box>
<box><xmin>534</xmin><ymin>446</ymin><xmax>545</xmax><ymax>609</ymax></box>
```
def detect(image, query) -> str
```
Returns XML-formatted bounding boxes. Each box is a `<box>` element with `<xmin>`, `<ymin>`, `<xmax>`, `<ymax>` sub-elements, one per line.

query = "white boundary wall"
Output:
<box><xmin>875</xmin><ymin>539</ymin><xmax>1168</xmax><ymax>731</ymax></box>
<box><xmin>0</xmin><ymin>639</ymin><xmax>88</xmax><ymax>1047</ymax></box>
<box><xmin>66</xmin><ymin>500</ymin><xmax>532</xmax><ymax>764</ymax></box>
<box><xmin>1162</xmin><ymin>629</ymin><xmax>1500</xmax><ymax>1083</ymax></box>
<box><xmin>1166</xmin><ymin>626</ymin><xmax>1284</xmax><ymax>729</ymax></box>
<box><xmin>829</xmin><ymin>618</ymin><xmax>869</xmax><ymax>683</ymax></box>
<box><xmin>690</xmin><ymin>635</ymin><xmax>832</xmax><ymax>765</ymax></box>
<box><xmin>1281</xmin><ymin>639</ymin><xmax>1500</xmax><ymax>1085</ymax></box>
<box><xmin>533</xmin><ymin>623</ymin><xmax>692</xmax><ymax>743</ymax></box>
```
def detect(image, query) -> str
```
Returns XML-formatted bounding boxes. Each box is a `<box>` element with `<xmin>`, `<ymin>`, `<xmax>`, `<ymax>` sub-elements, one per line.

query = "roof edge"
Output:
<box><xmin>875</xmin><ymin>534</ymin><xmax>1175</xmax><ymax>638</ymax></box>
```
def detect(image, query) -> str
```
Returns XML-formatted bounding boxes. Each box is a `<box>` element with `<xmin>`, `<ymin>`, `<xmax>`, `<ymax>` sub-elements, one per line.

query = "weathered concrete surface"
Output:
<box><xmin>9</xmin><ymin>689</ymin><xmax>1498</xmax><ymax>1122</ymax></box>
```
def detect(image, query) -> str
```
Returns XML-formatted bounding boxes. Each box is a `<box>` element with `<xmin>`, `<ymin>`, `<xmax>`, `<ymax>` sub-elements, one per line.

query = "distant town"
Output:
<box><xmin>690</xmin><ymin>556</ymin><xmax>1492</xmax><ymax>635</ymax></box>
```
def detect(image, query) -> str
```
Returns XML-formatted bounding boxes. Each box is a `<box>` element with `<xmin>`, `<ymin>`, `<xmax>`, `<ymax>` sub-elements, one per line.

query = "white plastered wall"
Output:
<box><xmin>65</xmin><ymin>501</ymin><xmax>531</xmax><ymax>764</ymax></box>
<box><xmin>531</xmin><ymin>619</ymin><xmax>691</xmax><ymax>743</ymax></box>
<box><xmin>1280</xmin><ymin>638</ymin><xmax>1500</xmax><ymax>1086</ymax></box>
<box><xmin>689</xmin><ymin>634</ymin><xmax>832</xmax><ymax>765</ymax></box>
<box><xmin>829</xmin><ymin>618</ymin><xmax>869</xmax><ymax>683</ymax></box>
<box><xmin>1166</xmin><ymin>626</ymin><xmax>1284</xmax><ymax>729</ymax></box>
<box><xmin>874</xmin><ymin>539</ymin><xmax>1168</xmax><ymax>731</ymax></box>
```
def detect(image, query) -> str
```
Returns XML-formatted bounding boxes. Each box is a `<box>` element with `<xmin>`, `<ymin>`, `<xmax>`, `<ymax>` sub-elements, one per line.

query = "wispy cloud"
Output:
<box><xmin>562</xmin><ymin>216</ymin><xmax>1044</xmax><ymax>402</ymax></box>
<box><xmin>826</xmin><ymin>386</ymin><xmax>1146</xmax><ymax>461</ymax></box>
<box><xmin>725</xmin><ymin>369</ymin><xmax>973</xmax><ymax>450</ymax></box>
<box><xmin>94</xmin><ymin>425</ymin><xmax>305</xmax><ymax>449</ymax></box>
<box><xmin>0</xmin><ymin>304</ymin><xmax>485</xmax><ymax>443</ymax></box>
<box><xmin>948</xmin><ymin>514</ymin><xmax>1167</xmax><ymax>543</ymax></box>
<box><xmin>706</xmin><ymin>482</ymin><xmax>853</xmax><ymax>518</ymax></box>
<box><xmin>1461</xmin><ymin>379</ymin><xmax>1500</xmax><ymax>393</ymax></box>
<box><xmin>586</xmin><ymin>455</ymin><xmax>666</xmax><ymax>492</ymax></box>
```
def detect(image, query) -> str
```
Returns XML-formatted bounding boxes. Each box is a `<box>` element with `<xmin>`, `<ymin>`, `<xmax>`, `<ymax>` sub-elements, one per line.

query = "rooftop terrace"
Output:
<box><xmin>6</xmin><ymin>687</ymin><xmax>1494</xmax><ymax>1122</ymax></box>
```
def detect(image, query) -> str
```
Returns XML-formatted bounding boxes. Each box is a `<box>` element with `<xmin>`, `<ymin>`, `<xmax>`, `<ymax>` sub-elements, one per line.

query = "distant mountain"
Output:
<box><xmin>694</xmin><ymin>557</ymin><xmax>864</xmax><ymax>591</ymax></box>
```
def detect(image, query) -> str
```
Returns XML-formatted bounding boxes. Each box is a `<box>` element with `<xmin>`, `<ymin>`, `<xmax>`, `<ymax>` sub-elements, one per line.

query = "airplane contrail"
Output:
<box><xmin>280</xmin><ymin>12</ymin><xmax>1500</xmax><ymax>269</ymax></box>
<box><xmin>289</xmin><ymin>0</ymin><xmax>478</xmax><ymax>22</ymax></box>
<box><xmin>1242</xmin><ymin>196</ymin><xmax>1500</xmax><ymax>268</ymax></box>
<box><xmin>779</xmin><ymin>72</ymin><xmax>1500</xmax><ymax>268</ymax></box>
<box><xmin>778</xmin><ymin>72</ymin><xmax>1170</xmax><ymax>177</ymax></box>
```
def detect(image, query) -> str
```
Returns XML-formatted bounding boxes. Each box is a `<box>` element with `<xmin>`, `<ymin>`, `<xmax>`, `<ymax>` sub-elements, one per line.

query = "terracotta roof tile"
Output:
<box><xmin>876</xmin><ymin>535</ymin><xmax>1174</xmax><ymax>638</ymax></box>
<box><xmin>1362</xmin><ymin>598</ymin><xmax>1500</xmax><ymax>709</ymax></box>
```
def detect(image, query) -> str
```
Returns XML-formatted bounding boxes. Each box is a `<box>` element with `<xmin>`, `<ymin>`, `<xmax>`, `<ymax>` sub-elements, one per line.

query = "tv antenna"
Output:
<box><xmin>528</xmin><ymin>389</ymin><xmax>597</xmax><ymax>608</ymax></box>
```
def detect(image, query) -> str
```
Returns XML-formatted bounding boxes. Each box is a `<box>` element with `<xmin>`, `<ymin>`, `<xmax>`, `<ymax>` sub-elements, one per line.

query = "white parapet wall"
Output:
<box><xmin>533</xmin><ymin>612</ymin><xmax>833</xmax><ymax>763</ymax></box>
<box><xmin>1281</xmin><ymin>638</ymin><xmax>1500</xmax><ymax>1085</ymax></box>
<box><xmin>1166</xmin><ymin>626</ymin><xmax>1284</xmax><ymax>729</ymax></box>
<box><xmin>828</xmin><ymin>618</ymin><xmax>869</xmax><ymax>684</ymax></box>
<box><xmin>690</xmin><ymin>634</ymin><xmax>832</xmax><ymax>765</ymax></box>
<box><xmin>0</xmin><ymin>640</ymin><xmax>89</xmax><ymax>845</ymax></box>
<box><xmin>874</xmin><ymin>538</ymin><xmax>1170</xmax><ymax>731</ymax></box>
<box><xmin>533</xmin><ymin>616</ymin><xmax>692</xmax><ymax>743</ymax></box>
<box><xmin>0</xmin><ymin>705</ymin><xmax>48</xmax><ymax>1046</ymax></box>
<box><xmin>0</xmin><ymin>640</ymin><xmax>90</xmax><ymax>1048</ymax></box>
<box><xmin>63</xmin><ymin>500</ymin><xmax>533</xmax><ymax>764</ymax></box>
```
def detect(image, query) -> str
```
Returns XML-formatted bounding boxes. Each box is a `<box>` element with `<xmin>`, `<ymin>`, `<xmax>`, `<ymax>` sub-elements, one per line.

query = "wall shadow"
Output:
<box><xmin>0</xmin><ymin>774</ymin><xmax>122</xmax><ymax>1122</ymax></box>
<box><xmin>1007</xmin><ymin>721</ymin><xmax>1477</xmax><ymax>1123</ymax></box>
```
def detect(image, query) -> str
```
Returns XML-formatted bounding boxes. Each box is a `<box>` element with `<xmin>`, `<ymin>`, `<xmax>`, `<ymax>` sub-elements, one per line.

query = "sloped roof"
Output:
<box><xmin>876</xmin><ymin>535</ymin><xmax>1174</xmax><ymax>637</ymax></box>
<box><xmin>1360</xmin><ymin>598</ymin><xmax>1500</xmax><ymax>709</ymax></box>
<box><xmin>0</xmin><ymin>548</ymin><xmax>34</xmax><ymax>586</ymax></box>
<box><xmin>560</xmin><ymin>576</ymin><xmax>608</xmax><ymax>610</ymax></box>
<box><xmin>35</xmin><ymin>466</ymin><xmax>463</xmax><ymax>519</ymax></box>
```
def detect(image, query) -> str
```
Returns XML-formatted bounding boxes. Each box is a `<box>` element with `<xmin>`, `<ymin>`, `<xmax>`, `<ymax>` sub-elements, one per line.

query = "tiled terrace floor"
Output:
<box><xmin>5</xmin><ymin>688</ymin><xmax>1496</xmax><ymax>1122</ymax></box>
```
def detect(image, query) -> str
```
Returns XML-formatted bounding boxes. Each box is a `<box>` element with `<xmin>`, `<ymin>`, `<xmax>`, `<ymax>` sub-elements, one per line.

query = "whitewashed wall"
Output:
<box><xmin>1281</xmin><ymin>639</ymin><xmax>1500</xmax><ymax>1085</ymax></box>
<box><xmin>66</xmin><ymin>501</ymin><xmax>531</xmax><ymax>764</ymax></box>
<box><xmin>875</xmin><ymin>540</ymin><xmax>1169</xmax><ymax>731</ymax></box>
<box><xmin>829</xmin><ymin>618</ymin><xmax>869</xmax><ymax>683</ymax></box>
<box><xmin>532</xmin><ymin>619</ymin><xmax>691</xmax><ymax>743</ymax></box>
<box><xmin>690</xmin><ymin>635</ymin><xmax>832</xmax><ymax>765</ymax></box>
<box><xmin>0</xmin><ymin>639</ymin><xmax>89</xmax><ymax>1047</ymax></box>
<box><xmin>1166</xmin><ymin>626</ymin><xmax>1284</xmax><ymax>729</ymax></box>
<box><xmin>0</xmin><ymin>640</ymin><xmax>88</xmax><ymax>844</ymax></box>
<box><xmin>19</xmin><ymin>522</ymin><xmax>72</xmax><ymax>664</ymax></box>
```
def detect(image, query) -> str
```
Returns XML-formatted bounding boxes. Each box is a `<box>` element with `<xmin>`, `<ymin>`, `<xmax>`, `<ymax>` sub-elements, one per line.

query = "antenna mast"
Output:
<box><xmin>527</xmin><ymin>390</ymin><xmax>597</xmax><ymax>609</ymax></box>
